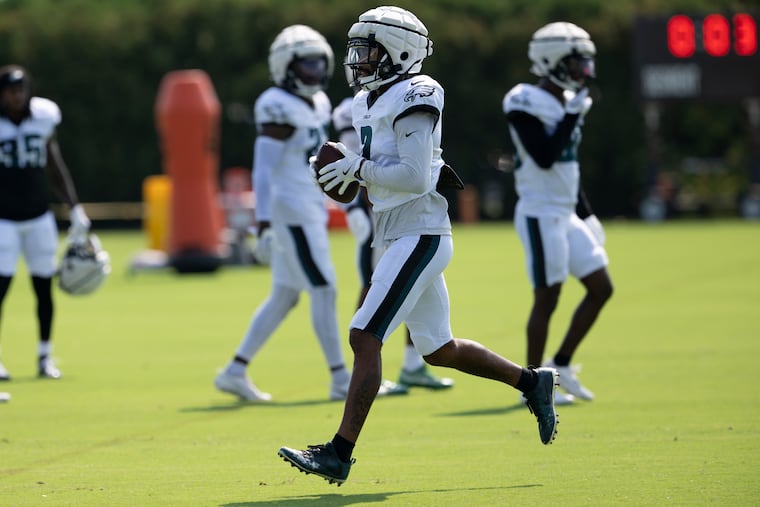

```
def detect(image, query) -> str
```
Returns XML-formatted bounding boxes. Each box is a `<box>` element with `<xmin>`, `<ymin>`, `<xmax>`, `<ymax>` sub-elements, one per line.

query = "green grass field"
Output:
<box><xmin>1</xmin><ymin>220</ymin><xmax>758</xmax><ymax>506</ymax></box>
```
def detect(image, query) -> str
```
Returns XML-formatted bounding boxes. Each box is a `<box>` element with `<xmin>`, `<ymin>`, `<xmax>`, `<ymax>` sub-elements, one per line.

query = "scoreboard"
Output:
<box><xmin>633</xmin><ymin>12</ymin><xmax>760</xmax><ymax>101</ymax></box>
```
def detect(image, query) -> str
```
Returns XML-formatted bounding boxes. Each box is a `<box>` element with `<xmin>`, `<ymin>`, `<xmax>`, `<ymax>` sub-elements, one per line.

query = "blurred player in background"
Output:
<box><xmin>279</xmin><ymin>6</ymin><xmax>560</xmax><ymax>485</ymax></box>
<box><xmin>332</xmin><ymin>70</ymin><xmax>453</xmax><ymax>394</ymax></box>
<box><xmin>213</xmin><ymin>25</ymin><xmax>351</xmax><ymax>402</ymax></box>
<box><xmin>0</xmin><ymin>64</ymin><xmax>91</xmax><ymax>380</ymax></box>
<box><xmin>502</xmin><ymin>22</ymin><xmax>613</xmax><ymax>404</ymax></box>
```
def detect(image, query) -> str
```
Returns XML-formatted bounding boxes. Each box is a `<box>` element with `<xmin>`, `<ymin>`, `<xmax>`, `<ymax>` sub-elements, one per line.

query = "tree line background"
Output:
<box><xmin>0</xmin><ymin>0</ymin><xmax>755</xmax><ymax>220</ymax></box>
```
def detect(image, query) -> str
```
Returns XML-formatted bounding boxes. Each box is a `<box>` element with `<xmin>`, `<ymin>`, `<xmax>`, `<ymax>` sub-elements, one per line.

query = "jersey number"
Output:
<box><xmin>558</xmin><ymin>128</ymin><xmax>582</xmax><ymax>163</ymax></box>
<box><xmin>360</xmin><ymin>126</ymin><xmax>372</xmax><ymax>159</ymax></box>
<box><xmin>0</xmin><ymin>135</ymin><xmax>47</xmax><ymax>169</ymax></box>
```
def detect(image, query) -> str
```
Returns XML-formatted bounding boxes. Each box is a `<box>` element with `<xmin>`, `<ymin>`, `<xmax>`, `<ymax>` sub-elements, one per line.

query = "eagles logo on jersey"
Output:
<box><xmin>403</xmin><ymin>85</ymin><xmax>436</xmax><ymax>103</ymax></box>
<box><xmin>259</xmin><ymin>103</ymin><xmax>289</xmax><ymax>126</ymax></box>
<box><xmin>507</xmin><ymin>92</ymin><xmax>532</xmax><ymax>110</ymax></box>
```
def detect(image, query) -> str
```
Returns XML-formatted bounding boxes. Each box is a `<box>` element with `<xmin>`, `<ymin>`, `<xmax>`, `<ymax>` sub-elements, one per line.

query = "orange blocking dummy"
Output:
<box><xmin>155</xmin><ymin>70</ymin><xmax>224</xmax><ymax>273</ymax></box>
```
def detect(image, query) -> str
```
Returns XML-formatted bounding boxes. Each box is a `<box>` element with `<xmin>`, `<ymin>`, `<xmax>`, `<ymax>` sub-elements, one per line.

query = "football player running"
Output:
<box><xmin>0</xmin><ymin>65</ymin><xmax>92</xmax><ymax>380</ymax></box>
<box><xmin>332</xmin><ymin>71</ymin><xmax>453</xmax><ymax>395</ymax></box>
<box><xmin>214</xmin><ymin>25</ymin><xmax>352</xmax><ymax>402</ymax></box>
<box><xmin>279</xmin><ymin>6</ymin><xmax>561</xmax><ymax>486</ymax></box>
<box><xmin>502</xmin><ymin>23</ymin><xmax>613</xmax><ymax>405</ymax></box>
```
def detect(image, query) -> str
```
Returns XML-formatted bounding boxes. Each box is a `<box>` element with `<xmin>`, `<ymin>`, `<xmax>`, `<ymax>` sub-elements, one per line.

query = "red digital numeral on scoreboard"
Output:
<box><xmin>734</xmin><ymin>13</ymin><xmax>758</xmax><ymax>56</ymax></box>
<box><xmin>703</xmin><ymin>14</ymin><xmax>730</xmax><ymax>56</ymax></box>
<box><xmin>667</xmin><ymin>15</ymin><xmax>695</xmax><ymax>57</ymax></box>
<box><xmin>667</xmin><ymin>13</ymin><xmax>758</xmax><ymax>58</ymax></box>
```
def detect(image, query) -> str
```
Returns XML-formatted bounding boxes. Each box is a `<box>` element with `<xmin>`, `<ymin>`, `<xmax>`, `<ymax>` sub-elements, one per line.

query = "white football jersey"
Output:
<box><xmin>254</xmin><ymin>87</ymin><xmax>331</xmax><ymax>224</ymax></box>
<box><xmin>352</xmin><ymin>75</ymin><xmax>445</xmax><ymax>212</ymax></box>
<box><xmin>351</xmin><ymin>75</ymin><xmax>450</xmax><ymax>244</ymax></box>
<box><xmin>503</xmin><ymin>83</ymin><xmax>582</xmax><ymax>215</ymax></box>
<box><xmin>0</xmin><ymin>97</ymin><xmax>61</xmax><ymax>220</ymax></box>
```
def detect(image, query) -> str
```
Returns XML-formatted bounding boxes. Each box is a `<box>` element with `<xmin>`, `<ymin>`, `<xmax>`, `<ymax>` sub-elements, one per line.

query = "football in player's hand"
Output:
<box><xmin>314</xmin><ymin>141</ymin><xmax>359</xmax><ymax>204</ymax></box>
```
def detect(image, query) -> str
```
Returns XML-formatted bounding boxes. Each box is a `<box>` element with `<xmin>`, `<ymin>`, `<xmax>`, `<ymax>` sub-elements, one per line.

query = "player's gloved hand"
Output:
<box><xmin>565</xmin><ymin>87</ymin><xmax>592</xmax><ymax>116</ymax></box>
<box><xmin>68</xmin><ymin>204</ymin><xmax>91</xmax><ymax>245</ymax></box>
<box><xmin>252</xmin><ymin>227</ymin><xmax>275</xmax><ymax>265</ymax></box>
<box><xmin>318</xmin><ymin>142</ymin><xmax>364</xmax><ymax>195</ymax></box>
<box><xmin>346</xmin><ymin>207</ymin><xmax>372</xmax><ymax>244</ymax></box>
<box><xmin>584</xmin><ymin>214</ymin><xmax>606</xmax><ymax>245</ymax></box>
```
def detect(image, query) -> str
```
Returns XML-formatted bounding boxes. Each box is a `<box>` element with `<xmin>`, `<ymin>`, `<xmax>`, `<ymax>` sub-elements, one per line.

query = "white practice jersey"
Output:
<box><xmin>254</xmin><ymin>87</ymin><xmax>331</xmax><ymax>224</ymax></box>
<box><xmin>0</xmin><ymin>97</ymin><xmax>60</xmax><ymax>221</ymax></box>
<box><xmin>351</xmin><ymin>75</ymin><xmax>450</xmax><ymax>245</ymax></box>
<box><xmin>503</xmin><ymin>83</ymin><xmax>582</xmax><ymax>215</ymax></box>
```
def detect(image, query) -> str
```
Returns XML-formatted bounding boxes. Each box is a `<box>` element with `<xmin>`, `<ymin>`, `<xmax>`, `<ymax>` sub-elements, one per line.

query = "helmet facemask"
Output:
<box><xmin>343</xmin><ymin>64</ymin><xmax>361</xmax><ymax>93</ymax></box>
<box><xmin>549</xmin><ymin>52</ymin><xmax>596</xmax><ymax>91</ymax></box>
<box><xmin>345</xmin><ymin>36</ymin><xmax>398</xmax><ymax>91</ymax></box>
<box><xmin>284</xmin><ymin>56</ymin><xmax>330</xmax><ymax>98</ymax></box>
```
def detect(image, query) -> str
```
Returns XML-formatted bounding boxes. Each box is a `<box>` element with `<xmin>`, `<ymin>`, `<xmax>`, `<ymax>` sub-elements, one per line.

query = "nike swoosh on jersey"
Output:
<box><xmin>404</xmin><ymin>131</ymin><xmax>417</xmax><ymax>137</ymax></box>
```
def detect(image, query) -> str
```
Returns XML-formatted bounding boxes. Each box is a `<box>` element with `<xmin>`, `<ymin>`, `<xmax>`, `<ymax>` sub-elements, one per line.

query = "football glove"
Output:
<box><xmin>318</xmin><ymin>142</ymin><xmax>364</xmax><ymax>195</ymax></box>
<box><xmin>346</xmin><ymin>207</ymin><xmax>372</xmax><ymax>244</ymax></box>
<box><xmin>252</xmin><ymin>227</ymin><xmax>275</xmax><ymax>265</ymax></box>
<box><xmin>584</xmin><ymin>214</ymin><xmax>605</xmax><ymax>246</ymax></box>
<box><xmin>68</xmin><ymin>204</ymin><xmax>91</xmax><ymax>245</ymax></box>
<box><xmin>565</xmin><ymin>87</ymin><xmax>592</xmax><ymax>116</ymax></box>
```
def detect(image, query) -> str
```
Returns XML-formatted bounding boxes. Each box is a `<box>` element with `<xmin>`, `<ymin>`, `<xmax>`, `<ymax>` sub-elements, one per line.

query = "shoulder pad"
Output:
<box><xmin>397</xmin><ymin>75</ymin><xmax>443</xmax><ymax>119</ymax></box>
<box><xmin>503</xmin><ymin>83</ymin><xmax>561</xmax><ymax>118</ymax></box>
<box><xmin>254</xmin><ymin>87</ymin><xmax>298</xmax><ymax>126</ymax></box>
<box><xmin>29</xmin><ymin>97</ymin><xmax>61</xmax><ymax>125</ymax></box>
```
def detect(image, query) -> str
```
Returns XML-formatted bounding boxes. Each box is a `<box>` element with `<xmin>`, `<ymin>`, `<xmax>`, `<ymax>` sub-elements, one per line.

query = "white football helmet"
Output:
<box><xmin>58</xmin><ymin>234</ymin><xmax>111</xmax><ymax>296</ymax></box>
<box><xmin>345</xmin><ymin>6</ymin><xmax>433</xmax><ymax>91</ymax></box>
<box><xmin>528</xmin><ymin>22</ymin><xmax>596</xmax><ymax>91</ymax></box>
<box><xmin>268</xmin><ymin>24</ymin><xmax>334</xmax><ymax>98</ymax></box>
